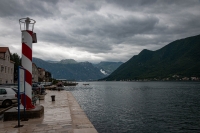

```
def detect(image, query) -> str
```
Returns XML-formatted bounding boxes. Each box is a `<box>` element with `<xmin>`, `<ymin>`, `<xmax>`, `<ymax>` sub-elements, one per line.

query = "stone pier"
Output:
<box><xmin>0</xmin><ymin>90</ymin><xmax>98</xmax><ymax>133</ymax></box>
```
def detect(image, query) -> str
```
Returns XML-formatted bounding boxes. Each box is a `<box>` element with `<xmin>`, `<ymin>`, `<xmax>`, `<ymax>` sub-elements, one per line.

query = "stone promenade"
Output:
<box><xmin>0</xmin><ymin>90</ymin><xmax>98</xmax><ymax>133</ymax></box>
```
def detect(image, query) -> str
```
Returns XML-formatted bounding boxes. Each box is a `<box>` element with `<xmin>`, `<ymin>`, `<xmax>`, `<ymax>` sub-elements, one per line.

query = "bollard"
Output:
<box><xmin>51</xmin><ymin>95</ymin><xmax>55</xmax><ymax>101</ymax></box>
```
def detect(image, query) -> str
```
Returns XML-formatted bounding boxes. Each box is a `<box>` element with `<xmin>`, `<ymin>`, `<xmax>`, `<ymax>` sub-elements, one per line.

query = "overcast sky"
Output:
<box><xmin>0</xmin><ymin>0</ymin><xmax>200</xmax><ymax>63</ymax></box>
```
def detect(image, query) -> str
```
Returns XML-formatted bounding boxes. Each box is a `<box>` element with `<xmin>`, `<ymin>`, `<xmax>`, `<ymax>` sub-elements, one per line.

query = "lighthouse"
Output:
<box><xmin>19</xmin><ymin>17</ymin><xmax>37</xmax><ymax>110</ymax></box>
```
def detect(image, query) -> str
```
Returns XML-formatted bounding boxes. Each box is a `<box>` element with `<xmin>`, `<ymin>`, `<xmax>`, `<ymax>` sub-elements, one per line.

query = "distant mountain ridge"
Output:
<box><xmin>102</xmin><ymin>34</ymin><xmax>200</xmax><ymax>81</ymax></box>
<box><xmin>33</xmin><ymin>58</ymin><xmax>122</xmax><ymax>81</ymax></box>
<box><xmin>46</xmin><ymin>60</ymin><xmax>59</xmax><ymax>63</ymax></box>
<box><xmin>59</xmin><ymin>59</ymin><xmax>78</xmax><ymax>64</ymax></box>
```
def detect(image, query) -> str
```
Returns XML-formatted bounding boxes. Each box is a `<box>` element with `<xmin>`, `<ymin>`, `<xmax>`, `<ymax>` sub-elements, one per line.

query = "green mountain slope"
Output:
<box><xmin>102</xmin><ymin>34</ymin><xmax>200</xmax><ymax>81</ymax></box>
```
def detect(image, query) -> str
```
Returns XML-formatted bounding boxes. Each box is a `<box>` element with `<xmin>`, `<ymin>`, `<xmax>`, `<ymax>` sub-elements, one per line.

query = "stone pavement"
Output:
<box><xmin>0</xmin><ymin>90</ymin><xmax>98</xmax><ymax>133</ymax></box>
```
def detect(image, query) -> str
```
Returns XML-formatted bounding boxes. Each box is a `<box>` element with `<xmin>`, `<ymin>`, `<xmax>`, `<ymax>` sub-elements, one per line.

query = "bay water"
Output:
<box><xmin>65</xmin><ymin>81</ymin><xmax>200</xmax><ymax>133</ymax></box>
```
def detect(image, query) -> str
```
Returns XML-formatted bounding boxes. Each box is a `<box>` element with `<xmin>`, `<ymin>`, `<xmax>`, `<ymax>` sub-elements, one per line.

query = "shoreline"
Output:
<box><xmin>67</xmin><ymin>91</ymin><xmax>98</xmax><ymax>132</ymax></box>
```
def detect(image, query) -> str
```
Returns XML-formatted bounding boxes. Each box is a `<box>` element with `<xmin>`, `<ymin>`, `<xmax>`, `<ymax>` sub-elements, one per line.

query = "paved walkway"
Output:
<box><xmin>0</xmin><ymin>90</ymin><xmax>98</xmax><ymax>133</ymax></box>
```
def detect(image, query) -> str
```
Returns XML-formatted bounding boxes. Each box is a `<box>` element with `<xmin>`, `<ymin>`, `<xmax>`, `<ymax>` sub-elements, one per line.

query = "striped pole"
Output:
<box><xmin>21</xmin><ymin>18</ymin><xmax>35</xmax><ymax>110</ymax></box>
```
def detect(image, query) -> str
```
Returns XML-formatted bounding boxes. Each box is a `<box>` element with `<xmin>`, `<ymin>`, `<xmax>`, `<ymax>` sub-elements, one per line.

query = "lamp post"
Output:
<box><xmin>19</xmin><ymin>17</ymin><xmax>37</xmax><ymax>110</ymax></box>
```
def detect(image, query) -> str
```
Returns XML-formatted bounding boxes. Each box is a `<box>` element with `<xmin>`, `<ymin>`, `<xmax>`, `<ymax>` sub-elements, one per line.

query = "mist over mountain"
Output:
<box><xmin>102</xmin><ymin>34</ymin><xmax>200</xmax><ymax>81</ymax></box>
<box><xmin>94</xmin><ymin>61</ymin><xmax>123</xmax><ymax>75</ymax></box>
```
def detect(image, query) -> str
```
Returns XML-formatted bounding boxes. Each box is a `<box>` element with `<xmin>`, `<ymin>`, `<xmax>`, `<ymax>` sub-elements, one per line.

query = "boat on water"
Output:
<box><xmin>55</xmin><ymin>79</ymin><xmax>78</xmax><ymax>86</ymax></box>
<box><xmin>55</xmin><ymin>82</ymin><xmax>64</xmax><ymax>90</ymax></box>
<box><xmin>47</xmin><ymin>81</ymin><xmax>78</xmax><ymax>90</ymax></box>
<box><xmin>56</xmin><ymin>86</ymin><xmax>65</xmax><ymax>90</ymax></box>
<box><xmin>46</xmin><ymin>82</ymin><xmax>64</xmax><ymax>90</ymax></box>
<box><xmin>83</xmin><ymin>83</ymin><xmax>89</xmax><ymax>85</ymax></box>
<box><xmin>63</xmin><ymin>82</ymin><xmax>78</xmax><ymax>86</ymax></box>
<box><xmin>47</xmin><ymin>85</ymin><xmax>56</xmax><ymax>90</ymax></box>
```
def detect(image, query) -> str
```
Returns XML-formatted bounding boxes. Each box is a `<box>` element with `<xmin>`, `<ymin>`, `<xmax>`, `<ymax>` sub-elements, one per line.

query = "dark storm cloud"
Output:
<box><xmin>58</xmin><ymin>13</ymin><xmax>159</xmax><ymax>53</ymax></box>
<box><xmin>41</xmin><ymin>32</ymin><xmax>113</xmax><ymax>53</ymax></box>
<box><xmin>73</xmin><ymin>27</ymin><xmax>93</xmax><ymax>36</ymax></box>
<box><xmin>106</xmin><ymin>0</ymin><xmax>199</xmax><ymax>11</ymax></box>
<box><xmin>106</xmin><ymin>0</ymin><xmax>157</xmax><ymax>8</ymax></box>
<box><xmin>60</xmin><ymin>0</ymin><xmax>102</xmax><ymax>13</ymax></box>
<box><xmin>0</xmin><ymin>0</ymin><xmax>200</xmax><ymax>62</ymax></box>
<box><xmin>0</xmin><ymin>0</ymin><xmax>59</xmax><ymax>17</ymax></box>
<box><xmin>94</xmin><ymin>15</ymin><xmax>159</xmax><ymax>41</ymax></box>
<box><xmin>36</xmin><ymin>0</ymin><xmax>200</xmax><ymax>55</ymax></box>
<box><xmin>104</xmin><ymin>0</ymin><xmax>200</xmax><ymax>49</ymax></box>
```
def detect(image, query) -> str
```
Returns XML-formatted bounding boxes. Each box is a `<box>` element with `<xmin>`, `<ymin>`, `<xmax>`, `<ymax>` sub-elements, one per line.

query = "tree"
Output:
<box><xmin>10</xmin><ymin>53</ymin><xmax>21</xmax><ymax>83</ymax></box>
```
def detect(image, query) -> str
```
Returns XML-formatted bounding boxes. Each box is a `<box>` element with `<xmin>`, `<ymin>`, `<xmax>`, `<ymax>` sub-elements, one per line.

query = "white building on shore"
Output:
<box><xmin>0</xmin><ymin>47</ymin><xmax>14</xmax><ymax>84</ymax></box>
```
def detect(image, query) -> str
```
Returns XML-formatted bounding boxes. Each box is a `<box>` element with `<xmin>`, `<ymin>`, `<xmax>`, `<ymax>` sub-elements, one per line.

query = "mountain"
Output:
<box><xmin>46</xmin><ymin>60</ymin><xmax>59</xmax><ymax>63</ymax></box>
<box><xmin>59</xmin><ymin>59</ymin><xmax>78</xmax><ymax>64</ymax></box>
<box><xmin>102</xmin><ymin>34</ymin><xmax>200</xmax><ymax>81</ymax></box>
<box><xmin>94</xmin><ymin>61</ymin><xmax>123</xmax><ymax>75</ymax></box>
<box><xmin>47</xmin><ymin>59</ymin><xmax>77</xmax><ymax>64</ymax></box>
<box><xmin>33</xmin><ymin>58</ymin><xmax>105</xmax><ymax>81</ymax></box>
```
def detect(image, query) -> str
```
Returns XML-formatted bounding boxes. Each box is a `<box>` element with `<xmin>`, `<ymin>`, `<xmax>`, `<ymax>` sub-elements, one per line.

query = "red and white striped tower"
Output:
<box><xmin>19</xmin><ymin>17</ymin><xmax>36</xmax><ymax>110</ymax></box>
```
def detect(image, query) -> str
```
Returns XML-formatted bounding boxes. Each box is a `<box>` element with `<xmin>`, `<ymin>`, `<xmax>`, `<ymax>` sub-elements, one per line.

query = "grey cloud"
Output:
<box><xmin>0</xmin><ymin>0</ymin><xmax>59</xmax><ymax>17</ymax></box>
<box><xmin>97</xmin><ymin>16</ymin><xmax>159</xmax><ymax>39</ymax></box>
<box><xmin>38</xmin><ymin>31</ymin><xmax>76</xmax><ymax>45</ymax></box>
<box><xmin>1</xmin><ymin>0</ymin><xmax>200</xmax><ymax>63</ymax></box>
<box><xmin>38</xmin><ymin>27</ymin><xmax>112</xmax><ymax>53</ymax></box>
<box><xmin>73</xmin><ymin>27</ymin><xmax>93</xmax><ymax>36</ymax></box>
<box><xmin>107</xmin><ymin>0</ymin><xmax>157</xmax><ymax>8</ymax></box>
<box><xmin>82</xmin><ymin>1</ymin><xmax>102</xmax><ymax>11</ymax></box>
<box><xmin>70</xmin><ymin>14</ymin><xmax>159</xmax><ymax>46</ymax></box>
<box><xmin>60</xmin><ymin>0</ymin><xmax>102</xmax><ymax>13</ymax></box>
<box><xmin>106</xmin><ymin>0</ymin><xmax>199</xmax><ymax>11</ymax></box>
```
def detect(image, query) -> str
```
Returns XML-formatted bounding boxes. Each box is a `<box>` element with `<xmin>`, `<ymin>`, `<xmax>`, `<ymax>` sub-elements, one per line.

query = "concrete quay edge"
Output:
<box><xmin>67</xmin><ymin>92</ymin><xmax>98</xmax><ymax>133</ymax></box>
<box><xmin>0</xmin><ymin>90</ymin><xmax>98</xmax><ymax>133</ymax></box>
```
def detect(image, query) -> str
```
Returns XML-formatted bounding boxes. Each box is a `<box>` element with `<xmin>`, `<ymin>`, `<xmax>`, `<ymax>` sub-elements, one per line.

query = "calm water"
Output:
<box><xmin>65</xmin><ymin>82</ymin><xmax>200</xmax><ymax>133</ymax></box>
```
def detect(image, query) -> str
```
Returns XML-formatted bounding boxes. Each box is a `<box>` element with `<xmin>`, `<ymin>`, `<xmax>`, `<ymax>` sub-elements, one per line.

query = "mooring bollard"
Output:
<box><xmin>51</xmin><ymin>95</ymin><xmax>55</xmax><ymax>101</ymax></box>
